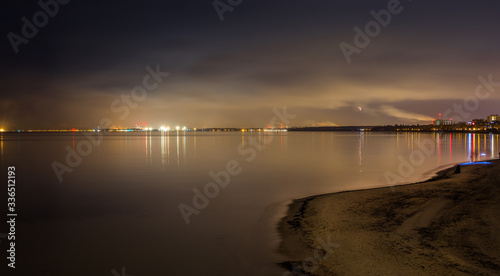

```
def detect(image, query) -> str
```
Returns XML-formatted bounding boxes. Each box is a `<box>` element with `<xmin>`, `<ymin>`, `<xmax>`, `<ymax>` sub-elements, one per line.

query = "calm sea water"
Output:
<box><xmin>0</xmin><ymin>131</ymin><xmax>498</xmax><ymax>275</ymax></box>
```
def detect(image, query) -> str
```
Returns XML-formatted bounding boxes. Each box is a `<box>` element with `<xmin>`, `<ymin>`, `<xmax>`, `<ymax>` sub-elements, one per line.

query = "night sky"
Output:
<box><xmin>2</xmin><ymin>0</ymin><xmax>500</xmax><ymax>129</ymax></box>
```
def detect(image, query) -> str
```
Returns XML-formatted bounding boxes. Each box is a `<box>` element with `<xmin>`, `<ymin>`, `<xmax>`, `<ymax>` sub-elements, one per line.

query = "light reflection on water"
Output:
<box><xmin>0</xmin><ymin>131</ymin><xmax>498</xmax><ymax>275</ymax></box>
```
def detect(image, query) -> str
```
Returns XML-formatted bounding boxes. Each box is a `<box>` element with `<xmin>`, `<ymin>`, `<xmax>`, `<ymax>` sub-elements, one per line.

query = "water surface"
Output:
<box><xmin>0</xmin><ymin>131</ymin><xmax>497</xmax><ymax>275</ymax></box>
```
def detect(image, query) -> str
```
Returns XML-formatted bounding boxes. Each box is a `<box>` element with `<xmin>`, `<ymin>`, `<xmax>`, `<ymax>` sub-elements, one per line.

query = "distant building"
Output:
<box><xmin>432</xmin><ymin>113</ymin><xmax>453</xmax><ymax>126</ymax></box>
<box><xmin>487</xmin><ymin>114</ymin><xmax>499</xmax><ymax>123</ymax></box>
<box><xmin>433</xmin><ymin>119</ymin><xmax>453</xmax><ymax>126</ymax></box>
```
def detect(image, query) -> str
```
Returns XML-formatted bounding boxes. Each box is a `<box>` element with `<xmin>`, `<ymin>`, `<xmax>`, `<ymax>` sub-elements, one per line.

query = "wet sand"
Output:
<box><xmin>278</xmin><ymin>160</ymin><xmax>500</xmax><ymax>275</ymax></box>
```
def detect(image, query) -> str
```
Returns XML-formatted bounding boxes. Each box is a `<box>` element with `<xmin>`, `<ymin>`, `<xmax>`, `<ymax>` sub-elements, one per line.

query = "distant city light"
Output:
<box><xmin>0</xmin><ymin>129</ymin><xmax>4</xmax><ymax>132</ymax></box>
<box><xmin>182</xmin><ymin>126</ymin><xmax>187</xmax><ymax>131</ymax></box>
<box><xmin>176</xmin><ymin>126</ymin><xmax>180</xmax><ymax>131</ymax></box>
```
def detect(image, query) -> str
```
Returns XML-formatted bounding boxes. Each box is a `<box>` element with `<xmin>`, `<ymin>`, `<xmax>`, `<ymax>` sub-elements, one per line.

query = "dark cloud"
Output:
<box><xmin>1</xmin><ymin>0</ymin><xmax>500</xmax><ymax>129</ymax></box>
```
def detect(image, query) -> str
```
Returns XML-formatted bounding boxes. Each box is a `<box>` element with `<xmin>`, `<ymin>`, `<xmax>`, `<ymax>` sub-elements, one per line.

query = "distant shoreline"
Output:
<box><xmin>287</xmin><ymin>126</ymin><xmax>500</xmax><ymax>134</ymax></box>
<box><xmin>277</xmin><ymin>160</ymin><xmax>500</xmax><ymax>275</ymax></box>
<box><xmin>1</xmin><ymin>127</ymin><xmax>499</xmax><ymax>134</ymax></box>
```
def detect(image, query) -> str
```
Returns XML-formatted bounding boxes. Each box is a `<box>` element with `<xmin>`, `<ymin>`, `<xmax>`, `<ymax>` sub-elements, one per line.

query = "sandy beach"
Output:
<box><xmin>278</xmin><ymin>160</ymin><xmax>500</xmax><ymax>275</ymax></box>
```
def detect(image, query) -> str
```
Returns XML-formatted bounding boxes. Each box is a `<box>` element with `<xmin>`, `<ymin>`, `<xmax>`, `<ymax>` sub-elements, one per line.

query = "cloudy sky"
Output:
<box><xmin>2</xmin><ymin>0</ymin><xmax>500</xmax><ymax>129</ymax></box>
